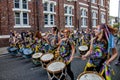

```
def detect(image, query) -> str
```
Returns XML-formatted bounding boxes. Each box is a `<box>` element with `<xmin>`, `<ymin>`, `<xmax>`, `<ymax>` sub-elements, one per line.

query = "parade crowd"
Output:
<box><xmin>7</xmin><ymin>24</ymin><xmax>119</xmax><ymax>80</ymax></box>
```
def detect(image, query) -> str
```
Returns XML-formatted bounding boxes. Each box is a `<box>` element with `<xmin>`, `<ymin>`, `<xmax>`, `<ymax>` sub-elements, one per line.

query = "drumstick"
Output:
<box><xmin>74</xmin><ymin>55</ymin><xmax>82</xmax><ymax>59</ymax></box>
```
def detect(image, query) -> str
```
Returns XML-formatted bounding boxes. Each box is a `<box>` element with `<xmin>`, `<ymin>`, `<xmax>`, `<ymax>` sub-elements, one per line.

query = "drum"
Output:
<box><xmin>78</xmin><ymin>45</ymin><xmax>88</xmax><ymax>55</ymax></box>
<box><xmin>22</xmin><ymin>48</ymin><xmax>34</xmax><ymax>58</ymax></box>
<box><xmin>77</xmin><ymin>71</ymin><xmax>105</xmax><ymax>80</ymax></box>
<box><xmin>40</xmin><ymin>53</ymin><xmax>54</xmax><ymax>68</ymax></box>
<box><xmin>46</xmin><ymin>61</ymin><xmax>66</xmax><ymax>80</ymax></box>
<box><xmin>32</xmin><ymin>53</ymin><xmax>43</xmax><ymax>65</ymax></box>
<box><xmin>7</xmin><ymin>47</ymin><xmax>18</xmax><ymax>55</ymax></box>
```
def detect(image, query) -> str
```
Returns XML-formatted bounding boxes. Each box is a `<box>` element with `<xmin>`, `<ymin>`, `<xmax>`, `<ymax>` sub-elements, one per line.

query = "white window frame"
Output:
<box><xmin>80</xmin><ymin>7</ymin><xmax>88</xmax><ymax>28</ymax></box>
<box><xmin>92</xmin><ymin>10</ymin><xmax>98</xmax><ymax>27</ymax></box>
<box><xmin>100</xmin><ymin>0</ymin><xmax>104</xmax><ymax>6</ymax></box>
<box><xmin>13</xmin><ymin>0</ymin><xmax>30</xmax><ymax>28</ymax></box>
<box><xmin>43</xmin><ymin>1</ymin><xmax>56</xmax><ymax>27</ymax></box>
<box><xmin>101</xmin><ymin>12</ymin><xmax>105</xmax><ymax>23</ymax></box>
<box><xmin>64</xmin><ymin>4</ymin><xmax>74</xmax><ymax>27</ymax></box>
<box><xmin>22</xmin><ymin>0</ymin><xmax>28</xmax><ymax>9</ymax></box>
<box><xmin>14</xmin><ymin>12</ymin><xmax>20</xmax><ymax>25</ymax></box>
<box><xmin>91</xmin><ymin>0</ymin><xmax>96</xmax><ymax>4</ymax></box>
<box><xmin>14</xmin><ymin>0</ymin><xmax>20</xmax><ymax>8</ymax></box>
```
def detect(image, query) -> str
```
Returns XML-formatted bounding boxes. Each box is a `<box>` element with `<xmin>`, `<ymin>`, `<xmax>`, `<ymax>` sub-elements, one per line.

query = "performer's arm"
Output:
<box><xmin>69</xmin><ymin>42</ymin><xmax>75</xmax><ymax>62</ymax></box>
<box><xmin>81</xmin><ymin>37</ymin><xmax>95</xmax><ymax>60</ymax></box>
<box><xmin>106</xmin><ymin>48</ymin><xmax>118</xmax><ymax>65</ymax></box>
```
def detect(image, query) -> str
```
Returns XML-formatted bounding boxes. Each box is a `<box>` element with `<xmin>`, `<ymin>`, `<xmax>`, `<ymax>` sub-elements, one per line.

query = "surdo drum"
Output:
<box><xmin>32</xmin><ymin>53</ymin><xmax>43</xmax><ymax>65</ymax></box>
<box><xmin>77</xmin><ymin>71</ymin><xmax>105</xmax><ymax>80</ymax></box>
<box><xmin>46</xmin><ymin>61</ymin><xmax>66</xmax><ymax>80</ymax></box>
<box><xmin>78</xmin><ymin>46</ymin><xmax>88</xmax><ymax>55</ymax></box>
<box><xmin>40</xmin><ymin>53</ymin><xmax>54</xmax><ymax>68</ymax></box>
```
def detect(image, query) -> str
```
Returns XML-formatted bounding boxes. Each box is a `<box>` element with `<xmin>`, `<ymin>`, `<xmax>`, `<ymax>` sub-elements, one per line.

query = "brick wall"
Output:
<box><xmin>0</xmin><ymin>38</ymin><xmax>9</xmax><ymax>47</ymax></box>
<box><xmin>0</xmin><ymin>0</ymin><xmax>109</xmax><ymax>47</ymax></box>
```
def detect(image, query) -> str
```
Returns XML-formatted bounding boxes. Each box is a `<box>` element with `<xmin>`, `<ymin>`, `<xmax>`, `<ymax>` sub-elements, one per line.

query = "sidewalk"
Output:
<box><xmin>0</xmin><ymin>47</ymin><xmax>8</xmax><ymax>55</ymax></box>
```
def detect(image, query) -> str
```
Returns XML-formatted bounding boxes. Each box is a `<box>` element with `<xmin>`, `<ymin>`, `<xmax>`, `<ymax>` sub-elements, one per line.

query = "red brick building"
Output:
<box><xmin>0</xmin><ymin>0</ymin><xmax>110</xmax><ymax>47</ymax></box>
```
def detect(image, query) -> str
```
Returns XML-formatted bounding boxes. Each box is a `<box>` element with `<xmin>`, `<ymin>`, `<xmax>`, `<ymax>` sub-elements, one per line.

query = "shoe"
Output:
<box><xmin>115</xmin><ymin>61</ymin><xmax>120</xmax><ymax>66</ymax></box>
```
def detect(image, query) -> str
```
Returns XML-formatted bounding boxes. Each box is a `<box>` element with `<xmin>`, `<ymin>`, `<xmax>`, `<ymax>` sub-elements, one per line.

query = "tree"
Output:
<box><xmin>113</xmin><ymin>23</ymin><xmax>120</xmax><ymax>29</ymax></box>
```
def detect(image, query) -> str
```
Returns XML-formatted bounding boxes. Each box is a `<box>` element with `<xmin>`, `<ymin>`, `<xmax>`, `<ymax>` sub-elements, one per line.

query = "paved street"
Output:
<box><xmin>0</xmin><ymin>43</ymin><xmax>120</xmax><ymax>80</ymax></box>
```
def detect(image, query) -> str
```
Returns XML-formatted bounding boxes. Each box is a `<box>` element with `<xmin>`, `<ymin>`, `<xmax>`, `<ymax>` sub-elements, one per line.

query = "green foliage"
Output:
<box><xmin>113</xmin><ymin>23</ymin><xmax>120</xmax><ymax>29</ymax></box>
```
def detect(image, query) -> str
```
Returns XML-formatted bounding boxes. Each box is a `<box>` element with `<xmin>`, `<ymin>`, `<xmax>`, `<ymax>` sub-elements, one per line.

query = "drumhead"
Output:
<box><xmin>32</xmin><ymin>53</ymin><xmax>43</xmax><ymax>58</ymax></box>
<box><xmin>77</xmin><ymin>71</ymin><xmax>105</xmax><ymax>80</ymax></box>
<box><xmin>47</xmin><ymin>61</ymin><xmax>66</xmax><ymax>73</ymax></box>
<box><xmin>41</xmin><ymin>53</ymin><xmax>54</xmax><ymax>62</ymax></box>
<box><xmin>78</xmin><ymin>46</ymin><xmax>88</xmax><ymax>51</ymax></box>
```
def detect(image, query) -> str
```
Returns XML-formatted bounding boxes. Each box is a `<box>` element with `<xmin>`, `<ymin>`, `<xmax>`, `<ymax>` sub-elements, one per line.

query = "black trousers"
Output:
<box><xmin>67</xmin><ymin>63</ymin><xmax>74</xmax><ymax>80</ymax></box>
<box><xmin>118</xmin><ymin>56</ymin><xmax>120</xmax><ymax>62</ymax></box>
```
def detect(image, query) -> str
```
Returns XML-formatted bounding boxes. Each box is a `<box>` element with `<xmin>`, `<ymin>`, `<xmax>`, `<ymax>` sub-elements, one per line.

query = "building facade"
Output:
<box><xmin>0</xmin><ymin>0</ymin><xmax>110</xmax><ymax>47</ymax></box>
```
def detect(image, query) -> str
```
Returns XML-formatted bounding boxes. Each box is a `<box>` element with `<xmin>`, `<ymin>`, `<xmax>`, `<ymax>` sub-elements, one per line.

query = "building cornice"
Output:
<box><xmin>79</xmin><ymin>2</ymin><xmax>89</xmax><ymax>7</ymax></box>
<box><xmin>91</xmin><ymin>6</ymin><xmax>98</xmax><ymax>10</ymax></box>
<box><xmin>100</xmin><ymin>8</ymin><xmax>106</xmax><ymax>11</ymax></box>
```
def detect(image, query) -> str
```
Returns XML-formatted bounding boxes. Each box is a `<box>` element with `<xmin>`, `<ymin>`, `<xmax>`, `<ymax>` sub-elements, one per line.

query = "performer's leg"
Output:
<box><xmin>67</xmin><ymin>63</ymin><xmax>74</xmax><ymax>80</ymax></box>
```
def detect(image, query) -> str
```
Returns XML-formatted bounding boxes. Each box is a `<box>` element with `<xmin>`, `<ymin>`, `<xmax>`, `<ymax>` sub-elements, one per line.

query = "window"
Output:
<box><xmin>50</xmin><ymin>3</ymin><xmax>54</xmax><ymax>12</ymax></box>
<box><xmin>14</xmin><ymin>0</ymin><xmax>28</xmax><ymax>9</ymax></box>
<box><xmin>22</xmin><ymin>0</ymin><xmax>27</xmax><ymax>9</ymax></box>
<box><xmin>14</xmin><ymin>12</ymin><xmax>29</xmax><ymax>25</ymax></box>
<box><xmin>50</xmin><ymin>14</ymin><xmax>54</xmax><ymax>25</ymax></box>
<box><xmin>44</xmin><ymin>14</ymin><xmax>48</xmax><ymax>25</ymax></box>
<box><xmin>15</xmin><ymin>12</ymin><xmax>20</xmax><ymax>24</ymax></box>
<box><xmin>100</xmin><ymin>0</ymin><xmax>104</xmax><ymax>6</ymax></box>
<box><xmin>44</xmin><ymin>2</ymin><xmax>48</xmax><ymax>11</ymax></box>
<box><xmin>13</xmin><ymin>0</ymin><xmax>30</xmax><ymax>28</ymax></box>
<box><xmin>44</xmin><ymin>2</ymin><xmax>54</xmax><ymax>12</ymax></box>
<box><xmin>14</xmin><ymin>0</ymin><xmax>20</xmax><ymax>8</ymax></box>
<box><xmin>43</xmin><ymin>1</ymin><xmax>56</xmax><ymax>27</ymax></box>
<box><xmin>65</xmin><ymin>16</ymin><xmax>73</xmax><ymax>26</ymax></box>
<box><xmin>81</xmin><ymin>8</ymin><xmax>88</xmax><ymax>27</ymax></box>
<box><xmin>64</xmin><ymin>5</ymin><xmax>73</xmax><ymax>27</ymax></box>
<box><xmin>65</xmin><ymin>6</ymin><xmax>67</xmax><ymax>14</ymax></box>
<box><xmin>69</xmin><ymin>16</ymin><xmax>72</xmax><ymax>25</ymax></box>
<box><xmin>69</xmin><ymin>7</ymin><xmax>72</xmax><ymax>14</ymax></box>
<box><xmin>23</xmin><ymin>13</ymin><xmax>28</xmax><ymax>24</ymax></box>
<box><xmin>65</xmin><ymin>16</ymin><xmax>68</xmax><ymax>25</ymax></box>
<box><xmin>101</xmin><ymin>13</ymin><xmax>105</xmax><ymax>23</ymax></box>
<box><xmin>92</xmin><ymin>11</ymin><xmax>97</xmax><ymax>27</ymax></box>
<box><xmin>65</xmin><ymin>6</ymin><xmax>72</xmax><ymax>14</ymax></box>
<box><xmin>91</xmin><ymin>0</ymin><xmax>96</xmax><ymax>3</ymax></box>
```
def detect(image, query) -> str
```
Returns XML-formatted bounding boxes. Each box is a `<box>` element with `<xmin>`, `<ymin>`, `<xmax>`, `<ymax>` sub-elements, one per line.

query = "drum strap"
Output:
<box><xmin>84</xmin><ymin>62</ymin><xmax>96</xmax><ymax>71</ymax></box>
<box><xmin>47</xmin><ymin>68</ymin><xmax>67</xmax><ymax>80</ymax></box>
<box><xmin>99</xmin><ymin>63</ymin><xmax>115</xmax><ymax>80</ymax></box>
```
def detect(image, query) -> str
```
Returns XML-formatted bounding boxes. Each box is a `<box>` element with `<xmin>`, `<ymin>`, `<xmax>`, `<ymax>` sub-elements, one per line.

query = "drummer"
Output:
<box><xmin>47</xmin><ymin>27</ymin><xmax>60</xmax><ymax>52</ymax></box>
<box><xmin>81</xmin><ymin>24</ymin><xmax>118</xmax><ymax>79</ymax></box>
<box><xmin>33</xmin><ymin>31</ymin><xmax>50</xmax><ymax>53</ymax></box>
<box><xmin>80</xmin><ymin>28</ymin><xmax>91</xmax><ymax>47</ymax></box>
<box><xmin>57</xmin><ymin>28</ymin><xmax>75</xmax><ymax>80</ymax></box>
<box><xmin>32</xmin><ymin>31</ymin><xmax>42</xmax><ymax>52</ymax></box>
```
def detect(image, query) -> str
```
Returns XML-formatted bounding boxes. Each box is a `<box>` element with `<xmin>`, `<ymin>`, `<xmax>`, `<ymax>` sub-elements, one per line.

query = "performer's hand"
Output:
<box><xmin>81</xmin><ymin>55</ymin><xmax>87</xmax><ymax>60</ymax></box>
<box><xmin>106</xmin><ymin>60</ymin><xmax>110</xmax><ymax>66</ymax></box>
<box><xmin>69</xmin><ymin>56</ymin><xmax>73</xmax><ymax>62</ymax></box>
<box><xmin>56</xmin><ymin>50</ymin><xmax>59</xmax><ymax>53</ymax></box>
